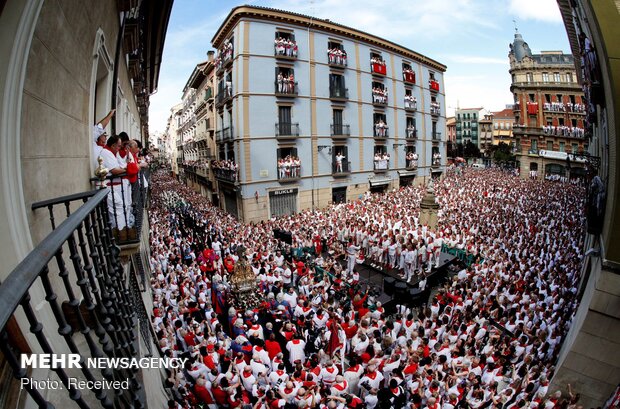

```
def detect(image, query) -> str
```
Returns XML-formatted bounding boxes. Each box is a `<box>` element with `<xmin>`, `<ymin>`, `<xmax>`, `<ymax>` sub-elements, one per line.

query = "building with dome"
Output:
<box><xmin>509</xmin><ymin>30</ymin><xmax>588</xmax><ymax>180</ymax></box>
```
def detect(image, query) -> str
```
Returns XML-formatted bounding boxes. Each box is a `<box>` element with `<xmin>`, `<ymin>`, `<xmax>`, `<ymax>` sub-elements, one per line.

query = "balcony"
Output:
<box><xmin>512</xmin><ymin>125</ymin><xmax>545</xmax><ymax>137</ymax></box>
<box><xmin>205</xmin><ymin>87</ymin><xmax>213</xmax><ymax>102</ymax></box>
<box><xmin>276</xmin><ymin>161</ymin><xmax>301</xmax><ymax>182</ymax></box>
<box><xmin>373</xmin><ymin>123</ymin><xmax>389</xmax><ymax>139</ymax></box>
<box><xmin>213</xmin><ymin>166</ymin><xmax>239</xmax><ymax>183</ymax></box>
<box><xmin>216</xmin><ymin>126</ymin><xmax>234</xmax><ymax>142</ymax></box>
<box><xmin>374</xmin><ymin>157</ymin><xmax>390</xmax><ymax>172</ymax></box>
<box><xmin>274</xmin><ymin>39</ymin><xmax>298</xmax><ymax>60</ymax></box>
<box><xmin>429</xmin><ymin>80</ymin><xmax>440</xmax><ymax>93</ymax></box>
<box><xmin>430</xmin><ymin>102</ymin><xmax>441</xmax><ymax>116</ymax></box>
<box><xmin>275</xmin><ymin>80</ymin><xmax>298</xmax><ymax>97</ymax></box>
<box><xmin>542</xmin><ymin>102</ymin><xmax>586</xmax><ymax>114</ymax></box>
<box><xmin>329</xmin><ymin>86</ymin><xmax>348</xmax><ymax>101</ymax></box>
<box><xmin>1</xmin><ymin>186</ymin><xmax>153</xmax><ymax>408</ymax></box>
<box><xmin>370</xmin><ymin>59</ymin><xmax>387</xmax><ymax>76</ymax></box>
<box><xmin>528</xmin><ymin>149</ymin><xmax>539</xmax><ymax>155</ymax></box>
<box><xmin>275</xmin><ymin>122</ymin><xmax>300</xmax><ymax>140</ymax></box>
<box><xmin>328</xmin><ymin>50</ymin><xmax>347</xmax><ymax>68</ymax></box>
<box><xmin>403</xmin><ymin>71</ymin><xmax>416</xmax><ymax>84</ymax></box>
<box><xmin>406</xmin><ymin>153</ymin><xmax>419</xmax><ymax>170</ymax></box>
<box><xmin>404</xmin><ymin>97</ymin><xmax>417</xmax><ymax>111</ymax></box>
<box><xmin>513</xmin><ymin>103</ymin><xmax>521</xmax><ymax>112</ymax></box>
<box><xmin>332</xmin><ymin>159</ymin><xmax>351</xmax><ymax>177</ymax></box>
<box><xmin>372</xmin><ymin>89</ymin><xmax>388</xmax><ymax>106</ymax></box>
<box><xmin>406</xmin><ymin>127</ymin><xmax>417</xmax><ymax>139</ymax></box>
<box><xmin>432</xmin><ymin>154</ymin><xmax>442</xmax><ymax>167</ymax></box>
<box><xmin>216</xmin><ymin>43</ymin><xmax>234</xmax><ymax>74</ymax></box>
<box><xmin>216</xmin><ymin>84</ymin><xmax>233</xmax><ymax>107</ymax></box>
<box><xmin>432</xmin><ymin>131</ymin><xmax>442</xmax><ymax>141</ymax></box>
<box><xmin>331</xmin><ymin>124</ymin><xmax>350</xmax><ymax>139</ymax></box>
<box><xmin>547</xmin><ymin>125</ymin><xmax>585</xmax><ymax>138</ymax></box>
<box><xmin>526</xmin><ymin>102</ymin><xmax>538</xmax><ymax>115</ymax></box>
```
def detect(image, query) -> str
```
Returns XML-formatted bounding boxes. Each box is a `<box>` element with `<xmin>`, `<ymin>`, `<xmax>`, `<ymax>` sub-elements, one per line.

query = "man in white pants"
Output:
<box><xmin>346</xmin><ymin>239</ymin><xmax>360</xmax><ymax>274</ymax></box>
<box><xmin>99</xmin><ymin>135</ymin><xmax>129</xmax><ymax>234</ymax></box>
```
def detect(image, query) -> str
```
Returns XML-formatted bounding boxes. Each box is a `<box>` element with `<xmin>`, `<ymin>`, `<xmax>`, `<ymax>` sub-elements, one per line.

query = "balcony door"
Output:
<box><xmin>278</xmin><ymin>106</ymin><xmax>292</xmax><ymax>135</ymax></box>
<box><xmin>333</xmin><ymin>109</ymin><xmax>343</xmax><ymax>135</ymax></box>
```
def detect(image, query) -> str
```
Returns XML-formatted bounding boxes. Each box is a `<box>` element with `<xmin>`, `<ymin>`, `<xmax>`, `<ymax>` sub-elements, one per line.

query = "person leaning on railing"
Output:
<box><xmin>100</xmin><ymin>134</ymin><xmax>135</xmax><ymax>240</ymax></box>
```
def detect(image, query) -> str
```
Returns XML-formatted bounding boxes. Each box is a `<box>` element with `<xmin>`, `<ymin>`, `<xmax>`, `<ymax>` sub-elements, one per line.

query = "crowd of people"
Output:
<box><xmin>277</xmin><ymin>156</ymin><xmax>302</xmax><ymax>179</ymax></box>
<box><xmin>328</xmin><ymin>48</ymin><xmax>347</xmax><ymax>66</ymax></box>
<box><xmin>275</xmin><ymin>37</ymin><xmax>298</xmax><ymax>58</ymax></box>
<box><xmin>148</xmin><ymin>167</ymin><xmax>586</xmax><ymax>409</ymax></box>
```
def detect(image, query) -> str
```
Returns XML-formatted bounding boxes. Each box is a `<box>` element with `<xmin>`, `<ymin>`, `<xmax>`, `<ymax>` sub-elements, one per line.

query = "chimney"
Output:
<box><xmin>207</xmin><ymin>50</ymin><xmax>215</xmax><ymax>62</ymax></box>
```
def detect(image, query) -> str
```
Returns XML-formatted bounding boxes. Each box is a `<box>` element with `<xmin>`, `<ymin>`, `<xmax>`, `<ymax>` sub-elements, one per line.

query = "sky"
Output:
<box><xmin>148</xmin><ymin>0</ymin><xmax>571</xmax><ymax>133</ymax></box>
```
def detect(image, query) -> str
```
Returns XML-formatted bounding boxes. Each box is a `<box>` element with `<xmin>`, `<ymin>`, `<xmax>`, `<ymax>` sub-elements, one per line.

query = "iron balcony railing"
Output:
<box><xmin>275</xmin><ymin>122</ymin><xmax>300</xmax><ymax>138</ymax></box>
<box><xmin>329</xmin><ymin>86</ymin><xmax>348</xmax><ymax>100</ymax></box>
<box><xmin>373</xmin><ymin>125</ymin><xmax>389</xmax><ymax>138</ymax></box>
<box><xmin>327</xmin><ymin>51</ymin><xmax>347</xmax><ymax>67</ymax></box>
<box><xmin>0</xmin><ymin>189</ymin><xmax>148</xmax><ymax>408</ymax></box>
<box><xmin>276</xmin><ymin>163</ymin><xmax>301</xmax><ymax>181</ymax></box>
<box><xmin>406</xmin><ymin>128</ymin><xmax>417</xmax><ymax>139</ymax></box>
<box><xmin>374</xmin><ymin>159</ymin><xmax>390</xmax><ymax>172</ymax></box>
<box><xmin>274</xmin><ymin>80</ymin><xmax>298</xmax><ymax>96</ymax></box>
<box><xmin>433</xmin><ymin>131</ymin><xmax>442</xmax><ymax>141</ymax></box>
<box><xmin>404</xmin><ymin>98</ymin><xmax>417</xmax><ymax>111</ymax></box>
<box><xmin>213</xmin><ymin>167</ymin><xmax>239</xmax><ymax>183</ymax></box>
<box><xmin>331</xmin><ymin>124</ymin><xmax>350</xmax><ymax>137</ymax></box>
<box><xmin>89</xmin><ymin>169</ymin><xmax>149</xmax><ymax>245</ymax></box>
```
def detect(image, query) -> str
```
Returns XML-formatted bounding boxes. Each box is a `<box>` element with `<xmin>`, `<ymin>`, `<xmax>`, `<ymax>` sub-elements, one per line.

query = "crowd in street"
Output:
<box><xmin>149</xmin><ymin>167</ymin><xmax>585</xmax><ymax>409</ymax></box>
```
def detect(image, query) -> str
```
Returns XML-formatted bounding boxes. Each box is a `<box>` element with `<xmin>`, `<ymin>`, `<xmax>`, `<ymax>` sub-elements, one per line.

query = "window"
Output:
<box><xmin>370</xmin><ymin>51</ymin><xmax>386</xmax><ymax>75</ymax></box>
<box><xmin>531</xmin><ymin>139</ymin><xmax>538</xmax><ymax>151</ymax></box>
<box><xmin>559</xmin><ymin>142</ymin><xmax>565</xmax><ymax>152</ymax></box>
<box><xmin>429</xmin><ymin>71</ymin><xmax>436</xmax><ymax>80</ymax></box>
<box><xmin>275</xmin><ymin>67</ymin><xmax>296</xmax><ymax>94</ymax></box>
<box><xmin>556</xmin><ymin>94</ymin><xmax>562</xmax><ymax>103</ymax></box>
<box><xmin>373</xmin><ymin>113</ymin><xmax>388</xmax><ymax>137</ymax></box>
<box><xmin>558</xmin><ymin>118</ymin><xmax>564</xmax><ymax>126</ymax></box>
<box><xmin>403</xmin><ymin>62</ymin><xmax>415</xmax><ymax>84</ymax></box>
<box><xmin>500</xmin><ymin>122</ymin><xmax>505</xmax><ymax>130</ymax></box>
<box><xmin>373</xmin><ymin>145</ymin><xmax>389</xmax><ymax>170</ymax></box>
<box><xmin>547</xmin><ymin>141</ymin><xmax>553</xmax><ymax>150</ymax></box>
<box><xmin>278</xmin><ymin>106</ymin><xmax>292</xmax><ymax>128</ymax></box>
<box><xmin>542</xmin><ymin>72</ymin><xmax>549</xmax><ymax>82</ymax></box>
<box><xmin>571</xmin><ymin>119</ymin><xmax>577</xmax><ymax>127</ymax></box>
<box><xmin>566</xmin><ymin>72</ymin><xmax>573</xmax><ymax>83</ymax></box>
<box><xmin>569</xmin><ymin>95</ymin><xmax>576</xmax><ymax>105</ymax></box>
<box><xmin>526</xmin><ymin>72</ymin><xmax>533</xmax><ymax>83</ymax></box>
<box><xmin>545</xmin><ymin>94</ymin><xmax>551</xmax><ymax>103</ymax></box>
<box><xmin>329</xmin><ymin>73</ymin><xmax>347</xmax><ymax>98</ymax></box>
<box><xmin>332</xmin><ymin>109</ymin><xmax>347</xmax><ymax>136</ymax></box>
<box><xmin>327</xmin><ymin>41</ymin><xmax>346</xmax><ymax>66</ymax></box>
<box><xmin>529</xmin><ymin>94</ymin><xmax>535</xmax><ymax>102</ymax></box>
<box><xmin>371</xmin><ymin>81</ymin><xmax>387</xmax><ymax>105</ymax></box>
<box><xmin>332</xmin><ymin>146</ymin><xmax>349</xmax><ymax>174</ymax></box>
<box><xmin>494</xmin><ymin>123</ymin><xmax>499</xmax><ymax>129</ymax></box>
<box><xmin>571</xmin><ymin>143</ymin><xmax>578</xmax><ymax>154</ymax></box>
<box><xmin>554</xmin><ymin>72</ymin><xmax>561</xmax><ymax>82</ymax></box>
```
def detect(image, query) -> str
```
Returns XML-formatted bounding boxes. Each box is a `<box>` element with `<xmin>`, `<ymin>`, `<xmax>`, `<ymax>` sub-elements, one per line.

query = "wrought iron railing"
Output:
<box><xmin>275</xmin><ymin>122</ymin><xmax>300</xmax><ymax>137</ymax></box>
<box><xmin>331</xmin><ymin>124</ymin><xmax>350</xmax><ymax>137</ymax></box>
<box><xmin>0</xmin><ymin>189</ymin><xmax>145</xmax><ymax>408</ymax></box>
<box><xmin>332</xmin><ymin>160</ymin><xmax>351</xmax><ymax>175</ymax></box>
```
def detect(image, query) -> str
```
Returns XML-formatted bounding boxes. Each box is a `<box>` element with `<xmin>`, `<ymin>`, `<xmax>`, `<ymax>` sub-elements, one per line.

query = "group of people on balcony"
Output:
<box><xmin>373</xmin><ymin>152</ymin><xmax>390</xmax><ymax>169</ymax></box>
<box><xmin>211</xmin><ymin>159</ymin><xmax>239</xmax><ymax>182</ymax></box>
<box><xmin>276</xmin><ymin>72</ymin><xmax>296</xmax><ymax>94</ymax></box>
<box><xmin>404</xmin><ymin>94</ymin><xmax>417</xmax><ymax>110</ymax></box>
<box><xmin>277</xmin><ymin>155</ymin><xmax>301</xmax><ymax>179</ymax></box>
<box><xmin>430</xmin><ymin>101</ymin><xmax>440</xmax><ymax>115</ymax></box>
<box><xmin>370</xmin><ymin>56</ymin><xmax>386</xmax><ymax>68</ymax></box>
<box><xmin>372</xmin><ymin>87</ymin><xmax>388</xmax><ymax>105</ymax></box>
<box><xmin>542</xmin><ymin>102</ymin><xmax>586</xmax><ymax>113</ymax></box>
<box><xmin>275</xmin><ymin>37</ymin><xmax>298</xmax><ymax>58</ymax></box>
<box><xmin>432</xmin><ymin>152</ymin><xmax>441</xmax><ymax>166</ymax></box>
<box><xmin>374</xmin><ymin>119</ymin><xmax>388</xmax><ymax>137</ymax></box>
<box><xmin>542</xmin><ymin>125</ymin><xmax>585</xmax><ymax>138</ymax></box>
<box><xmin>402</xmin><ymin>67</ymin><xmax>415</xmax><ymax>82</ymax></box>
<box><xmin>327</xmin><ymin>47</ymin><xmax>347</xmax><ymax>65</ymax></box>
<box><xmin>216</xmin><ymin>39</ymin><xmax>234</xmax><ymax>70</ymax></box>
<box><xmin>147</xmin><ymin>165</ymin><xmax>585</xmax><ymax>409</ymax></box>
<box><xmin>406</xmin><ymin>151</ymin><xmax>418</xmax><ymax>169</ymax></box>
<box><xmin>93</xmin><ymin>109</ymin><xmax>149</xmax><ymax>241</ymax></box>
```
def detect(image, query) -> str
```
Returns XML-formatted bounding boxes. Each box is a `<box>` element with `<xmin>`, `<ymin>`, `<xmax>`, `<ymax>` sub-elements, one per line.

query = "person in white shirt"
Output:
<box><xmin>92</xmin><ymin>109</ymin><xmax>115</xmax><ymax>171</ymax></box>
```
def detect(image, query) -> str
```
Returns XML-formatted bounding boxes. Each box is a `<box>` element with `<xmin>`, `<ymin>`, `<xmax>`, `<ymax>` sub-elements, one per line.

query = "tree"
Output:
<box><xmin>493</xmin><ymin>142</ymin><xmax>516</xmax><ymax>164</ymax></box>
<box><xmin>463</xmin><ymin>141</ymin><xmax>481</xmax><ymax>159</ymax></box>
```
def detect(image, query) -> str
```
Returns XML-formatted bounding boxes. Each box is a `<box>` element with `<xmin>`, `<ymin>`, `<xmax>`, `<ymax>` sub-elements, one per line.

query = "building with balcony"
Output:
<box><xmin>0</xmin><ymin>0</ymin><xmax>173</xmax><ymax>407</ymax></box>
<box><xmin>491</xmin><ymin>107</ymin><xmax>515</xmax><ymax>147</ymax></box>
<box><xmin>479</xmin><ymin>113</ymin><xmax>494</xmax><ymax>155</ymax></box>
<box><xmin>205</xmin><ymin>5</ymin><xmax>446</xmax><ymax>221</ymax></box>
<box><xmin>509</xmin><ymin>30</ymin><xmax>587</xmax><ymax>179</ymax></box>
<box><xmin>179</xmin><ymin>54</ymin><xmax>218</xmax><ymax>202</ymax></box>
<box><xmin>455</xmin><ymin>107</ymin><xmax>485</xmax><ymax>147</ymax></box>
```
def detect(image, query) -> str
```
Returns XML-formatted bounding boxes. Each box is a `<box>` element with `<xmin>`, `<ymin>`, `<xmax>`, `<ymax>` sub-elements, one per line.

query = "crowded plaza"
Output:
<box><xmin>146</xmin><ymin>166</ymin><xmax>587</xmax><ymax>409</ymax></box>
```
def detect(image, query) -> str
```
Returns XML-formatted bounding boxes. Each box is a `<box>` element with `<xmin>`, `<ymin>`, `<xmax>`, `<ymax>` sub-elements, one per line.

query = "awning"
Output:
<box><xmin>398</xmin><ymin>170</ymin><xmax>417</xmax><ymax>177</ymax></box>
<box><xmin>369</xmin><ymin>179</ymin><xmax>391</xmax><ymax>187</ymax></box>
